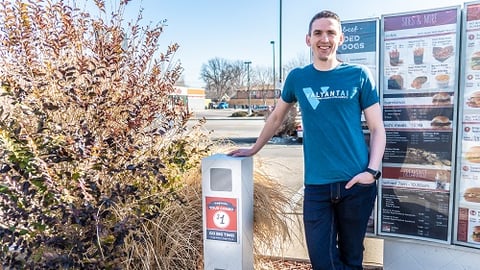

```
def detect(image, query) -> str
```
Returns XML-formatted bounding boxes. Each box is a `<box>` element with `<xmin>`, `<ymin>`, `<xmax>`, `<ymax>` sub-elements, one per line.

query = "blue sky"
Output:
<box><xmin>83</xmin><ymin>0</ymin><xmax>470</xmax><ymax>87</ymax></box>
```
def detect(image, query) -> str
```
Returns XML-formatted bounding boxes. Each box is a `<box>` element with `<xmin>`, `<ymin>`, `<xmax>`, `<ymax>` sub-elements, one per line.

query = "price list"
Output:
<box><xmin>380</xmin><ymin>7</ymin><xmax>459</xmax><ymax>242</ymax></box>
<box><xmin>455</xmin><ymin>2</ymin><xmax>480</xmax><ymax>248</ymax></box>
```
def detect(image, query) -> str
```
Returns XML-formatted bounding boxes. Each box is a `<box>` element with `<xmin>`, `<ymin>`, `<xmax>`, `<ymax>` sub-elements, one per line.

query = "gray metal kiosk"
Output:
<box><xmin>201</xmin><ymin>154</ymin><xmax>254</xmax><ymax>270</ymax></box>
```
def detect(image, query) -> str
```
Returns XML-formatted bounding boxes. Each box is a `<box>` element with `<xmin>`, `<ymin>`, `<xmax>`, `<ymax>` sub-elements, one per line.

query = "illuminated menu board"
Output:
<box><xmin>379</xmin><ymin>7</ymin><xmax>461</xmax><ymax>242</ymax></box>
<box><xmin>455</xmin><ymin>2</ymin><xmax>480</xmax><ymax>249</ymax></box>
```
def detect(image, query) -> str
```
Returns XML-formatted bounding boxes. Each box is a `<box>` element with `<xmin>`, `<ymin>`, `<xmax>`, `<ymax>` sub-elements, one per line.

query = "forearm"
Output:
<box><xmin>368</xmin><ymin>127</ymin><xmax>386</xmax><ymax>170</ymax></box>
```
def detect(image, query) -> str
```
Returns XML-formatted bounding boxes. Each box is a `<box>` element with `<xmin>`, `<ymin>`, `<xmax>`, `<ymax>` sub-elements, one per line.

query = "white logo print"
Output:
<box><xmin>303</xmin><ymin>87</ymin><xmax>320</xmax><ymax>109</ymax></box>
<box><xmin>303</xmin><ymin>86</ymin><xmax>354</xmax><ymax>109</ymax></box>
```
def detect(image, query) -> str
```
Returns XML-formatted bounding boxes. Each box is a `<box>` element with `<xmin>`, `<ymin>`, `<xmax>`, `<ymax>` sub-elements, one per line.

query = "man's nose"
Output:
<box><xmin>319</xmin><ymin>33</ymin><xmax>329</xmax><ymax>41</ymax></box>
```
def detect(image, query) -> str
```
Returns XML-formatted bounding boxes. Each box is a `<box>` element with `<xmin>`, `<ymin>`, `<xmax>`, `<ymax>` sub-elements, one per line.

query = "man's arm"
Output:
<box><xmin>345</xmin><ymin>102</ymin><xmax>386</xmax><ymax>189</ymax></box>
<box><xmin>363</xmin><ymin>103</ymin><xmax>386</xmax><ymax>171</ymax></box>
<box><xmin>228</xmin><ymin>99</ymin><xmax>294</xmax><ymax>157</ymax></box>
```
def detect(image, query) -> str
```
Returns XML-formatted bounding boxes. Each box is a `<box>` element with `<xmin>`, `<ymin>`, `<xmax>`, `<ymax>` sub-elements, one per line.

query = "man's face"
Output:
<box><xmin>306</xmin><ymin>17</ymin><xmax>344</xmax><ymax>62</ymax></box>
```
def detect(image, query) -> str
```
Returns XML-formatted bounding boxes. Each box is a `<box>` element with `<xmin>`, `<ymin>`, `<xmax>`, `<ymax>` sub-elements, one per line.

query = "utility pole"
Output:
<box><xmin>279</xmin><ymin>0</ymin><xmax>282</xmax><ymax>85</ymax></box>
<box><xmin>244</xmin><ymin>61</ymin><xmax>252</xmax><ymax>115</ymax></box>
<box><xmin>270</xmin><ymin>40</ymin><xmax>276</xmax><ymax>106</ymax></box>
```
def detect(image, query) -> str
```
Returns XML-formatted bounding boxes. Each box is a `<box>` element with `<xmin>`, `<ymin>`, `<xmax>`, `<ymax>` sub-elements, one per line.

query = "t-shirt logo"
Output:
<box><xmin>303</xmin><ymin>86</ymin><xmax>357</xmax><ymax>109</ymax></box>
<box><xmin>303</xmin><ymin>87</ymin><xmax>320</xmax><ymax>109</ymax></box>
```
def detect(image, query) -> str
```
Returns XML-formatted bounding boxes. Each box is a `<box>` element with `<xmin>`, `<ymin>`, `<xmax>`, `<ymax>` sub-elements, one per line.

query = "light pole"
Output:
<box><xmin>244</xmin><ymin>61</ymin><xmax>252</xmax><ymax>115</ymax></box>
<box><xmin>270</xmin><ymin>40</ymin><xmax>276</xmax><ymax>106</ymax></box>
<box><xmin>279</xmin><ymin>0</ymin><xmax>282</xmax><ymax>84</ymax></box>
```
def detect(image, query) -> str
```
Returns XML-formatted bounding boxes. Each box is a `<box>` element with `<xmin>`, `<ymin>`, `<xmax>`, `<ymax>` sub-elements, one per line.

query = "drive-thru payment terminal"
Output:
<box><xmin>202</xmin><ymin>154</ymin><xmax>254</xmax><ymax>270</ymax></box>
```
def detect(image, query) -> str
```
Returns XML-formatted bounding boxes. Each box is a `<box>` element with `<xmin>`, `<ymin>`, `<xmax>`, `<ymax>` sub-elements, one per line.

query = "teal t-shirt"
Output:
<box><xmin>282</xmin><ymin>63</ymin><xmax>379</xmax><ymax>185</ymax></box>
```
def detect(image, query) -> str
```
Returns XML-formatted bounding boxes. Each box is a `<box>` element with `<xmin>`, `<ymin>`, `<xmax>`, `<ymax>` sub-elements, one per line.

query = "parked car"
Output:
<box><xmin>217</xmin><ymin>102</ymin><xmax>229</xmax><ymax>109</ymax></box>
<box><xmin>254</xmin><ymin>105</ymin><xmax>271</xmax><ymax>111</ymax></box>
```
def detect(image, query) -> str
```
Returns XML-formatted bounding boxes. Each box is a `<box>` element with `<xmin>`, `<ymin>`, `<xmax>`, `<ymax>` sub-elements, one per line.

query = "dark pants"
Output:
<box><xmin>303</xmin><ymin>181</ymin><xmax>377</xmax><ymax>270</ymax></box>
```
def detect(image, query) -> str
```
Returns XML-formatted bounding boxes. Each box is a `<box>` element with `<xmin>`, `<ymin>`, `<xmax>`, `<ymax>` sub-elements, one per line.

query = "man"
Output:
<box><xmin>229</xmin><ymin>10</ymin><xmax>386</xmax><ymax>270</ymax></box>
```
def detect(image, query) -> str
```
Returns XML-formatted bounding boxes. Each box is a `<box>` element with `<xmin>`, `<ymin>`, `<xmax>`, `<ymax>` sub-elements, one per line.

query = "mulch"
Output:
<box><xmin>261</xmin><ymin>258</ymin><xmax>383</xmax><ymax>269</ymax></box>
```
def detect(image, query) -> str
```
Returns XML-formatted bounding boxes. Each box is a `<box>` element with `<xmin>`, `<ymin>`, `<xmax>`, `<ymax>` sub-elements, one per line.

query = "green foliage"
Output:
<box><xmin>0</xmin><ymin>0</ymin><xmax>213</xmax><ymax>268</ymax></box>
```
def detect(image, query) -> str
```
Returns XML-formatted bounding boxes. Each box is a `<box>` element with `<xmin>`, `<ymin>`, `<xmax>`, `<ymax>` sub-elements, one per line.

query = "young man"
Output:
<box><xmin>229</xmin><ymin>10</ymin><xmax>386</xmax><ymax>270</ymax></box>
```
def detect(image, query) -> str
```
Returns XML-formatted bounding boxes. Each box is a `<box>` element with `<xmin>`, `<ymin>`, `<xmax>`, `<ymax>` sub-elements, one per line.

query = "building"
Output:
<box><xmin>228</xmin><ymin>87</ymin><xmax>280</xmax><ymax>108</ymax></box>
<box><xmin>171</xmin><ymin>86</ymin><xmax>206</xmax><ymax>112</ymax></box>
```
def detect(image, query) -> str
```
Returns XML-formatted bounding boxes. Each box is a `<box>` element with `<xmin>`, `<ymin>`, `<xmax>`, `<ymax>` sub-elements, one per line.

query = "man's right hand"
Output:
<box><xmin>227</xmin><ymin>148</ymin><xmax>256</xmax><ymax>157</ymax></box>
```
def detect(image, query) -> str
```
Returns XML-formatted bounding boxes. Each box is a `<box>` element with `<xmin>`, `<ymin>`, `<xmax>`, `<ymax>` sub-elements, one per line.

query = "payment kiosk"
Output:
<box><xmin>201</xmin><ymin>154</ymin><xmax>254</xmax><ymax>270</ymax></box>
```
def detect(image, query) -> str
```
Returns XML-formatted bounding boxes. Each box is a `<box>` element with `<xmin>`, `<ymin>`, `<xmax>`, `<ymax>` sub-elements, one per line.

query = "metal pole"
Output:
<box><xmin>270</xmin><ymin>40</ymin><xmax>276</xmax><ymax>106</ymax></box>
<box><xmin>279</xmin><ymin>0</ymin><xmax>282</xmax><ymax>85</ymax></box>
<box><xmin>244</xmin><ymin>61</ymin><xmax>252</xmax><ymax>115</ymax></box>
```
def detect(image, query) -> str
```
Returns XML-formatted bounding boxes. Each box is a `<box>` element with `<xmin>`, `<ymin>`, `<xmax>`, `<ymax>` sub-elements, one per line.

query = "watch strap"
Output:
<box><xmin>365</xmin><ymin>168</ymin><xmax>381</xmax><ymax>179</ymax></box>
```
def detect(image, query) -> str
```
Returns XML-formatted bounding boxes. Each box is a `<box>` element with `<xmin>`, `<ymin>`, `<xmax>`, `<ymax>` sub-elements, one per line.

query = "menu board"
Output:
<box><xmin>455</xmin><ymin>2</ymin><xmax>480</xmax><ymax>248</ymax></box>
<box><xmin>337</xmin><ymin>18</ymin><xmax>379</xmax><ymax>234</ymax></box>
<box><xmin>338</xmin><ymin>18</ymin><xmax>378</xmax><ymax>82</ymax></box>
<box><xmin>379</xmin><ymin>7</ymin><xmax>460</xmax><ymax>242</ymax></box>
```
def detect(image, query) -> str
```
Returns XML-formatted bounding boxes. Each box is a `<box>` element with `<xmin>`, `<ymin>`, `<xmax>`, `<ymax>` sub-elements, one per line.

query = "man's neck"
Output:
<box><xmin>313</xmin><ymin>58</ymin><xmax>340</xmax><ymax>71</ymax></box>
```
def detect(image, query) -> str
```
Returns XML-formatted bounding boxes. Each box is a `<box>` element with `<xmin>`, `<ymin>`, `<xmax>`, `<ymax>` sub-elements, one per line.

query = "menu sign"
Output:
<box><xmin>338</xmin><ymin>19</ymin><xmax>378</xmax><ymax>81</ymax></box>
<box><xmin>380</xmin><ymin>7</ymin><xmax>460</xmax><ymax>242</ymax></box>
<box><xmin>337</xmin><ymin>18</ymin><xmax>379</xmax><ymax>234</ymax></box>
<box><xmin>455</xmin><ymin>2</ymin><xmax>480</xmax><ymax>248</ymax></box>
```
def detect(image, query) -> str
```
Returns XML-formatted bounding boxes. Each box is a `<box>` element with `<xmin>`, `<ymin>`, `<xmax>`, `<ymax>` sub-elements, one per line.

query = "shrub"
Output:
<box><xmin>0</xmin><ymin>1</ymin><xmax>295</xmax><ymax>269</ymax></box>
<box><xmin>0</xmin><ymin>0</ymin><xmax>212</xmax><ymax>268</ymax></box>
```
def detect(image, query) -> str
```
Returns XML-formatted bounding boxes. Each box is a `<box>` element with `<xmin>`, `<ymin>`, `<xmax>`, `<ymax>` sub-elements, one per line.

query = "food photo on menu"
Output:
<box><xmin>471</xmin><ymin>223</ymin><xmax>480</xmax><ymax>243</ymax></box>
<box><xmin>388</xmin><ymin>74</ymin><xmax>404</xmax><ymax>89</ymax></box>
<box><xmin>470</xmin><ymin>51</ymin><xmax>480</xmax><ymax>70</ymax></box>
<box><xmin>432</xmin><ymin>92</ymin><xmax>452</xmax><ymax>106</ymax></box>
<box><xmin>460</xmin><ymin>142</ymin><xmax>480</xmax><ymax>206</ymax></box>
<box><xmin>465</xmin><ymin>145</ymin><xmax>480</xmax><ymax>164</ymax></box>
<box><xmin>389</xmin><ymin>48</ymin><xmax>403</xmax><ymax>66</ymax></box>
<box><xmin>434</xmin><ymin>74</ymin><xmax>451</xmax><ymax>89</ymax></box>
<box><xmin>466</xmin><ymin>90</ymin><xmax>480</xmax><ymax>108</ymax></box>
<box><xmin>410</xmin><ymin>75</ymin><xmax>428</xmax><ymax>89</ymax></box>
<box><xmin>463</xmin><ymin>187</ymin><xmax>480</xmax><ymax>204</ymax></box>
<box><xmin>430</xmin><ymin>115</ymin><xmax>452</xmax><ymax>129</ymax></box>
<box><xmin>413</xmin><ymin>47</ymin><xmax>424</xmax><ymax>65</ymax></box>
<box><xmin>432</xmin><ymin>45</ymin><xmax>454</xmax><ymax>63</ymax></box>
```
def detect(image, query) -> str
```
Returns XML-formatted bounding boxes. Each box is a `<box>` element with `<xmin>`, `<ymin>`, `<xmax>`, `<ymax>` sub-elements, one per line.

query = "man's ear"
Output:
<box><xmin>306</xmin><ymin>34</ymin><xmax>311</xmax><ymax>47</ymax></box>
<box><xmin>338</xmin><ymin>33</ymin><xmax>345</xmax><ymax>46</ymax></box>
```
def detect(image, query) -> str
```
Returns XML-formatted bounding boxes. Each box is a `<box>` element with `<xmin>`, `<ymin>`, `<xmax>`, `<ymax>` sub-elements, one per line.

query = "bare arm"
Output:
<box><xmin>346</xmin><ymin>103</ymin><xmax>386</xmax><ymax>188</ymax></box>
<box><xmin>228</xmin><ymin>99</ymin><xmax>294</xmax><ymax>157</ymax></box>
<box><xmin>364</xmin><ymin>103</ymin><xmax>386</xmax><ymax>171</ymax></box>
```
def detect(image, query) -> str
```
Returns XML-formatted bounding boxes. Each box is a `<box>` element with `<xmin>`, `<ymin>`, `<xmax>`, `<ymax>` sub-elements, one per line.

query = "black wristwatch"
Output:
<box><xmin>365</xmin><ymin>168</ymin><xmax>381</xmax><ymax>180</ymax></box>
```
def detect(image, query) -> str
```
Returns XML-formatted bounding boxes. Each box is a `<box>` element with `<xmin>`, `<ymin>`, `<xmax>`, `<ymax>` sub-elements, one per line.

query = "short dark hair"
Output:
<box><xmin>308</xmin><ymin>10</ymin><xmax>341</xmax><ymax>34</ymax></box>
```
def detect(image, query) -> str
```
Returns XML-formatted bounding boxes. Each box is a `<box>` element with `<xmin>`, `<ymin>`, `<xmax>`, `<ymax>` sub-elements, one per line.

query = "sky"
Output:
<box><xmin>84</xmin><ymin>0</ymin><xmax>470</xmax><ymax>87</ymax></box>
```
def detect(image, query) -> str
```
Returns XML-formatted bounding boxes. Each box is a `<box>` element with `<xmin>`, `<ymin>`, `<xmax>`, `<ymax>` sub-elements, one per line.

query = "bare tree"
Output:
<box><xmin>283</xmin><ymin>52</ymin><xmax>310</xmax><ymax>78</ymax></box>
<box><xmin>200</xmin><ymin>58</ymin><xmax>243</xmax><ymax>101</ymax></box>
<box><xmin>254</xmin><ymin>67</ymin><xmax>273</xmax><ymax>105</ymax></box>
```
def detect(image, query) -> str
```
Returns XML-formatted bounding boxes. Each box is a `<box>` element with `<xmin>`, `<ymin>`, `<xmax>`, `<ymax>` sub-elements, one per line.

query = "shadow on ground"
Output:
<box><xmin>215</xmin><ymin>136</ymin><xmax>302</xmax><ymax>145</ymax></box>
